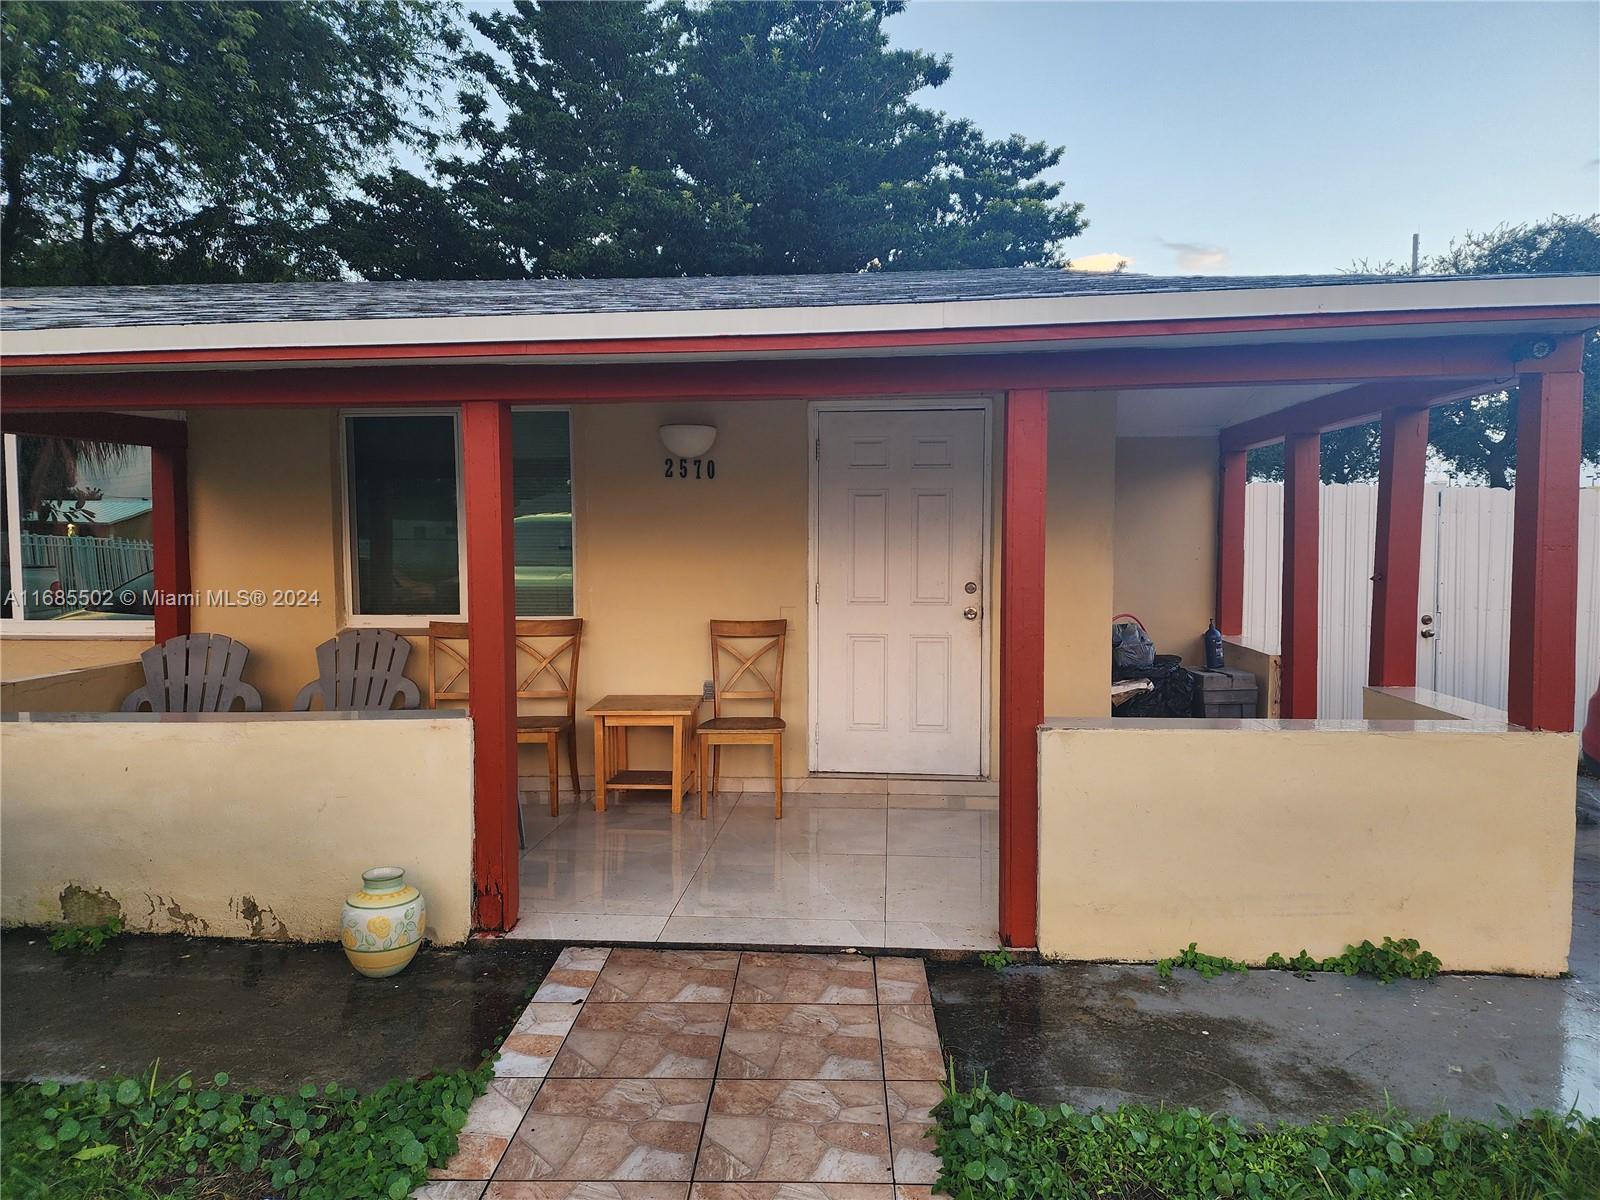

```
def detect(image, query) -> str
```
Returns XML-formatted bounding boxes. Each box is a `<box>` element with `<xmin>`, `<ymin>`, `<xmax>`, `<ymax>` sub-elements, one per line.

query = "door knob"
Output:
<box><xmin>1420</xmin><ymin>629</ymin><xmax>1435</xmax><ymax>639</ymax></box>
<box><xmin>963</xmin><ymin>607</ymin><xmax>980</xmax><ymax>620</ymax></box>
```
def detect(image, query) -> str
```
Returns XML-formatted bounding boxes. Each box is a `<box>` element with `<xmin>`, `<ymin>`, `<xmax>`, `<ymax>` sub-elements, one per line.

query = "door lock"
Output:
<box><xmin>964</xmin><ymin>581</ymin><xmax>979</xmax><ymax>595</ymax></box>
<box><xmin>963</xmin><ymin>607</ymin><xmax>980</xmax><ymax>620</ymax></box>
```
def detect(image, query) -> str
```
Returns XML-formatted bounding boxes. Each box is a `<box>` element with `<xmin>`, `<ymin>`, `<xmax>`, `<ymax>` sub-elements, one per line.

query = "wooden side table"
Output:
<box><xmin>587</xmin><ymin>694</ymin><xmax>702</xmax><ymax>814</ymax></box>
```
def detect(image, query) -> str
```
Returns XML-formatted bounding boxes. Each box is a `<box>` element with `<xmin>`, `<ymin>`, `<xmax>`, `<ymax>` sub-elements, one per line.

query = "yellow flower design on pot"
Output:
<box><xmin>341</xmin><ymin>866</ymin><xmax>424</xmax><ymax>978</ymax></box>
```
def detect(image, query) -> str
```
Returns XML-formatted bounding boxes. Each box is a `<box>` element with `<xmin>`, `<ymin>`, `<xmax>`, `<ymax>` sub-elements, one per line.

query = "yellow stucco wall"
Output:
<box><xmin>187</xmin><ymin>408</ymin><xmax>347</xmax><ymax>708</ymax></box>
<box><xmin>1</xmin><ymin>660</ymin><xmax>144</xmax><ymax>714</ymax></box>
<box><xmin>1037</xmin><ymin>721</ymin><xmax>1578</xmax><ymax>974</ymax></box>
<box><xmin>0</xmin><ymin>712</ymin><xmax>473</xmax><ymax>942</ymax></box>
<box><xmin>1044</xmin><ymin>393</ymin><xmax>1116</xmax><ymax>717</ymax></box>
<box><xmin>0</xmin><ymin>638</ymin><xmax>149</xmax><ymax>682</ymax></box>
<box><xmin>1113</xmin><ymin>437</ymin><xmax>1218</xmax><ymax>665</ymax></box>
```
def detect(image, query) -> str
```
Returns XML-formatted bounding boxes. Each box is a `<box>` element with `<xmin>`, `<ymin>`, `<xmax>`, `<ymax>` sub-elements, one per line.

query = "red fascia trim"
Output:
<box><xmin>1219</xmin><ymin>377</ymin><xmax>1508</xmax><ymax>452</ymax></box>
<box><xmin>2</xmin><ymin>303</ymin><xmax>1596</xmax><ymax>371</ymax></box>
<box><xmin>0</xmin><ymin>409</ymin><xmax>187</xmax><ymax>449</ymax></box>
<box><xmin>0</xmin><ymin>334</ymin><xmax>1547</xmax><ymax>413</ymax></box>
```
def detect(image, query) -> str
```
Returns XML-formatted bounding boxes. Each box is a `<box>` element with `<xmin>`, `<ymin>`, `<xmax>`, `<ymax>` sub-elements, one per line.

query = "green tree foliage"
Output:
<box><xmin>1</xmin><ymin>0</ymin><xmax>454</xmax><ymax>285</ymax></box>
<box><xmin>339</xmin><ymin>0</ymin><xmax>1087</xmax><ymax>279</ymax></box>
<box><xmin>1250</xmin><ymin>214</ymin><xmax>1600</xmax><ymax>486</ymax></box>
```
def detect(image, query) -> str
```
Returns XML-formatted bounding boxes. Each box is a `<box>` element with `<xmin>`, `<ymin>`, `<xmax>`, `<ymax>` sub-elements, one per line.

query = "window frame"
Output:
<box><xmin>0</xmin><ymin>431</ymin><xmax>157</xmax><ymax>640</ymax></box>
<box><xmin>337</xmin><ymin>407</ymin><xmax>577</xmax><ymax>630</ymax></box>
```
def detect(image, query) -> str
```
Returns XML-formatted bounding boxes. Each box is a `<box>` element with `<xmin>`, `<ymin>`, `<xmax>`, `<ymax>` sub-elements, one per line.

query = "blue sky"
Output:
<box><xmin>885</xmin><ymin>1</ymin><xmax>1599</xmax><ymax>274</ymax></box>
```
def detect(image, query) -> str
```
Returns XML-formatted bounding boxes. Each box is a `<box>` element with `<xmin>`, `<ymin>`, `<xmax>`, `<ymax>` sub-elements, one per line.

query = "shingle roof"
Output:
<box><xmin>6</xmin><ymin>266</ymin><xmax>1590</xmax><ymax>332</ymax></box>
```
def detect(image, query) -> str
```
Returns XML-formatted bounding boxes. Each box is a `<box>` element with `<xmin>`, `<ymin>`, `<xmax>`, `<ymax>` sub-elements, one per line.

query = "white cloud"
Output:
<box><xmin>1159</xmin><ymin>239</ymin><xmax>1229</xmax><ymax>272</ymax></box>
<box><xmin>1066</xmin><ymin>252</ymin><xmax>1132</xmax><ymax>273</ymax></box>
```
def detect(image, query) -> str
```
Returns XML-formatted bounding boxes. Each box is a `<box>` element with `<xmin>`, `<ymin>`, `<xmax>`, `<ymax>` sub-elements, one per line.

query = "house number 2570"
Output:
<box><xmin>664</xmin><ymin>457</ymin><xmax>716</xmax><ymax>480</ymax></box>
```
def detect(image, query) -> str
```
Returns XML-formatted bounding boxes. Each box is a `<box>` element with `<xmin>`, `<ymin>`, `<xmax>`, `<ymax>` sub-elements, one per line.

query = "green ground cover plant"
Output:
<box><xmin>1158</xmin><ymin>938</ymin><xmax>1441</xmax><ymax>984</ymax></box>
<box><xmin>936</xmin><ymin>1076</ymin><xmax>1600</xmax><ymax>1199</ymax></box>
<box><xmin>980</xmin><ymin>948</ymin><xmax>1015</xmax><ymax>972</ymax></box>
<box><xmin>47</xmin><ymin>916</ymin><xmax>124</xmax><ymax>954</ymax></box>
<box><xmin>1</xmin><ymin>1059</ymin><xmax>492</xmax><ymax>1199</ymax></box>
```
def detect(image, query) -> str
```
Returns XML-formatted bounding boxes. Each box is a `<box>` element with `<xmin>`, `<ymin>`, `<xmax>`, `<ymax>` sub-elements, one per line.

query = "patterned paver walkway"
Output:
<box><xmin>417</xmin><ymin>947</ymin><xmax>943</xmax><ymax>1199</ymax></box>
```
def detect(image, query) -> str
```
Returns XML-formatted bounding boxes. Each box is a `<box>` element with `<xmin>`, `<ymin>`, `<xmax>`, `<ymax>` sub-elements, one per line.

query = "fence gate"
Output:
<box><xmin>1243</xmin><ymin>484</ymin><xmax>1599</xmax><ymax>726</ymax></box>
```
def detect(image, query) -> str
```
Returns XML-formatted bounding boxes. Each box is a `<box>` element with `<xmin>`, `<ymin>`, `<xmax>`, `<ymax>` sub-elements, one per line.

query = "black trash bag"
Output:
<box><xmin>1112</xmin><ymin>620</ymin><xmax>1155</xmax><ymax>671</ymax></box>
<box><xmin>1114</xmin><ymin>659</ymin><xmax>1200</xmax><ymax>719</ymax></box>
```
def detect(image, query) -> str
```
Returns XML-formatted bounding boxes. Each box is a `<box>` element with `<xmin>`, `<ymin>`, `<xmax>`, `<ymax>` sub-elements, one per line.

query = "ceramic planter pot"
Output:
<box><xmin>341</xmin><ymin>866</ymin><xmax>425</xmax><ymax>978</ymax></box>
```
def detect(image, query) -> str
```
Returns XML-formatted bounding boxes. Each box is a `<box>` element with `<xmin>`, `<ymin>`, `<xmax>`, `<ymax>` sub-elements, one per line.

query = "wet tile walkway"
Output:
<box><xmin>417</xmin><ymin>948</ymin><xmax>942</xmax><ymax>1199</ymax></box>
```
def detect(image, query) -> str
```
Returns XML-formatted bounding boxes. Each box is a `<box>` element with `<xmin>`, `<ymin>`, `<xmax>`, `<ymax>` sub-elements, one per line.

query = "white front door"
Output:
<box><xmin>813</xmin><ymin>407</ymin><xmax>988</xmax><ymax>775</ymax></box>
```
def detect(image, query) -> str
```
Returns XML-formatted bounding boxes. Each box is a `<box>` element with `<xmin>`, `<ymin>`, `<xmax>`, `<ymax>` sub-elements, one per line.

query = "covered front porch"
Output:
<box><xmin>2</xmin><ymin>268</ymin><xmax>1594</xmax><ymax>968</ymax></box>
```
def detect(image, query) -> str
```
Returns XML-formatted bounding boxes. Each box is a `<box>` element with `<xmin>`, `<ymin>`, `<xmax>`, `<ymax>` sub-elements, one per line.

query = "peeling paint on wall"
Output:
<box><xmin>232</xmin><ymin>896</ymin><xmax>290</xmax><ymax>940</ymax></box>
<box><xmin>58</xmin><ymin>883</ymin><xmax>120</xmax><ymax>926</ymax></box>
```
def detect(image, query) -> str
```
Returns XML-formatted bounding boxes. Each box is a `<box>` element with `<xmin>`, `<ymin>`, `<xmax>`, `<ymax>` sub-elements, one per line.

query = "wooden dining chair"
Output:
<box><xmin>697</xmin><ymin>619</ymin><xmax>787</xmax><ymax>819</ymax></box>
<box><xmin>427</xmin><ymin>619</ymin><xmax>584</xmax><ymax>826</ymax></box>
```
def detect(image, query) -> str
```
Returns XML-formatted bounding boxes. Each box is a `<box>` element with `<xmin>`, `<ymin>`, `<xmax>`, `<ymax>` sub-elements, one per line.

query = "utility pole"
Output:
<box><xmin>1411</xmin><ymin>233</ymin><xmax>1421</xmax><ymax>274</ymax></box>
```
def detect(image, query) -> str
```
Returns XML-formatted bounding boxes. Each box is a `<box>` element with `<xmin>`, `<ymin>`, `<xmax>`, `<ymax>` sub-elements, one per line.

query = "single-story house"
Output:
<box><xmin>2</xmin><ymin>267</ymin><xmax>1596</xmax><ymax>972</ymax></box>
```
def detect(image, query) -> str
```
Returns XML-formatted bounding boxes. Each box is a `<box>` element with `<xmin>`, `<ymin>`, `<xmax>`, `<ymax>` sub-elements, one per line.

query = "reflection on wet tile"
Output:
<box><xmin>884</xmin><ymin>854</ymin><xmax>995</xmax><ymax>926</ymax></box>
<box><xmin>715</xmin><ymin>809</ymin><xmax>887</xmax><ymax>858</ymax></box>
<box><xmin>511</xmin><ymin>914</ymin><xmax>670</xmax><ymax>943</ymax></box>
<box><xmin>733</xmin><ymin>953</ymin><xmax>877</xmax><ymax>1004</ymax></box>
<box><xmin>885</xmin><ymin>809</ymin><xmax>994</xmax><ymax>857</ymax></box>
<box><xmin>676</xmin><ymin>851</ymin><xmax>886</xmax><ymax>922</ymax></box>
<box><xmin>697</xmin><ymin>1080</ymin><xmax>892</xmax><ymax>1184</ymax></box>
<box><xmin>551</xmin><ymin>1003</ymin><xmax>729</xmax><ymax>1078</ymax></box>
<box><xmin>592</xmin><ymin>949</ymin><xmax>741</xmax><ymax>1003</ymax></box>
<box><xmin>885</xmin><ymin>1081</ymin><xmax>942</xmax><ymax>1184</ymax></box>
<box><xmin>658</xmin><ymin>917</ymin><xmax>885</xmax><ymax>948</ymax></box>
<box><xmin>879</xmin><ymin>1005</ymin><xmax>943</xmax><ymax>1081</ymax></box>
<box><xmin>873</xmin><ymin>959</ymin><xmax>930</xmax><ymax>1006</ymax></box>
<box><xmin>880</xmin><ymin>922</ymin><xmax>997</xmax><ymax>952</ymax></box>
<box><xmin>496</xmin><ymin>1078</ymin><xmax>711</xmax><ymax>1181</ymax></box>
<box><xmin>720</xmin><ymin>1004</ymin><xmax>882</xmax><ymax>1080</ymax></box>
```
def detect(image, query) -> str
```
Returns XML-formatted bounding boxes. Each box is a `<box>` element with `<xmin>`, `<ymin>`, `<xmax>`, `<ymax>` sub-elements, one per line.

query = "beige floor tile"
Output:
<box><xmin>885</xmin><ymin>1081</ymin><xmax>943</xmax><ymax>1185</ymax></box>
<box><xmin>414</xmin><ymin>1180</ymin><xmax>489</xmax><ymax>1198</ymax></box>
<box><xmin>551</xmin><ymin>1002</ymin><xmax>729</xmax><ymax>1078</ymax></box>
<box><xmin>487</xmin><ymin>1185</ymin><xmax>690</xmax><ymax>1199</ymax></box>
<box><xmin>497</xmin><ymin>1003</ymin><xmax>584</xmax><ymax>1077</ymax></box>
<box><xmin>690</xmin><ymin>1186</ymin><xmax>896</xmax><ymax>1199</ymax></box>
<box><xmin>879</xmin><ymin>1006</ymin><xmax>943</xmax><ymax>1081</ymax></box>
<box><xmin>430</xmin><ymin>1133</ymin><xmax>515</xmax><ymax>1181</ymax></box>
<box><xmin>720</xmin><ymin>1004</ymin><xmax>882</xmax><ymax>1080</ymax></box>
<box><xmin>530</xmin><ymin>948</ymin><xmax>612</xmax><ymax>1001</ymax></box>
<box><xmin>696</xmin><ymin>1080</ymin><xmax>892</xmax><ymax>1184</ymax></box>
<box><xmin>495</xmin><ymin>1077</ymin><xmax>711</xmax><ymax>1182</ymax></box>
<box><xmin>591</xmin><ymin>948</ymin><xmax>740</xmax><ymax>1003</ymax></box>
<box><xmin>872</xmin><ymin>959</ymin><xmax>930</xmax><ymax>1006</ymax></box>
<box><xmin>892</xmin><ymin>1188</ymin><xmax>936</xmax><ymax>1200</ymax></box>
<box><xmin>733</xmin><ymin>953</ymin><xmax>877</xmax><ymax>1004</ymax></box>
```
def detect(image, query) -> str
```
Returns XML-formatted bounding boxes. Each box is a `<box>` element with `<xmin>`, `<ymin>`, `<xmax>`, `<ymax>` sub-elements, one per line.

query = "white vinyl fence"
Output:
<box><xmin>20</xmin><ymin>533</ymin><xmax>154</xmax><ymax>595</ymax></box>
<box><xmin>1243</xmin><ymin>484</ymin><xmax>1600</xmax><ymax>725</ymax></box>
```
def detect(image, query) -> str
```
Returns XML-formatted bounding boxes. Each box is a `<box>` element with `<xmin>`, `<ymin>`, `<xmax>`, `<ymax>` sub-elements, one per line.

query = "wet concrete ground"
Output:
<box><xmin>0</xmin><ymin>934</ymin><xmax>557</xmax><ymax>1093</ymax></box>
<box><xmin>928</xmin><ymin>818</ymin><xmax>1600</xmax><ymax>1123</ymax></box>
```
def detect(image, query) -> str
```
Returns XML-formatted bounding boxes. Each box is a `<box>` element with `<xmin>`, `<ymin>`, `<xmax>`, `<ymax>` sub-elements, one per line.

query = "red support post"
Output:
<box><xmin>1279</xmin><ymin>432</ymin><xmax>1320</xmax><ymax>718</ymax></box>
<box><xmin>461</xmin><ymin>400</ymin><xmax>520</xmax><ymax>930</ymax></box>
<box><xmin>150</xmin><ymin>441</ymin><xmax>191</xmax><ymax>642</ymax></box>
<box><xmin>1368</xmin><ymin>406</ymin><xmax>1429</xmax><ymax>687</ymax></box>
<box><xmin>1507</xmin><ymin>369</ymin><xmax>1583</xmax><ymax>731</ymax></box>
<box><xmin>1216</xmin><ymin>449</ymin><xmax>1247</xmax><ymax>638</ymax></box>
<box><xmin>999</xmin><ymin>389</ymin><xmax>1047</xmax><ymax>949</ymax></box>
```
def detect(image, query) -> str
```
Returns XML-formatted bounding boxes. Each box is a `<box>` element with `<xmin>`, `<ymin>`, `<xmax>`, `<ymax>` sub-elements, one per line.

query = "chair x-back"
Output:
<box><xmin>427</xmin><ymin>619</ymin><xmax>584</xmax><ymax>827</ymax></box>
<box><xmin>697</xmin><ymin>619</ymin><xmax>787</xmax><ymax>819</ymax></box>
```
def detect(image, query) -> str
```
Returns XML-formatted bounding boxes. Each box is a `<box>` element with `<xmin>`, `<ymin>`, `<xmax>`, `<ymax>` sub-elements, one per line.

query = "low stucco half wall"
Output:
<box><xmin>1038</xmin><ymin>718</ymin><xmax>1577</xmax><ymax>974</ymax></box>
<box><xmin>0</xmin><ymin>710</ymin><xmax>473</xmax><ymax>944</ymax></box>
<box><xmin>0</xmin><ymin>659</ymin><xmax>144</xmax><ymax>714</ymax></box>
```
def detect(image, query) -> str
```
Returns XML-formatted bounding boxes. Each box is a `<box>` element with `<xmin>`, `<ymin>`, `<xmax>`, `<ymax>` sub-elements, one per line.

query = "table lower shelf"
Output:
<box><xmin>603</xmin><ymin>769</ymin><xmax>697</xmax><ymax>791</ymax></box>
